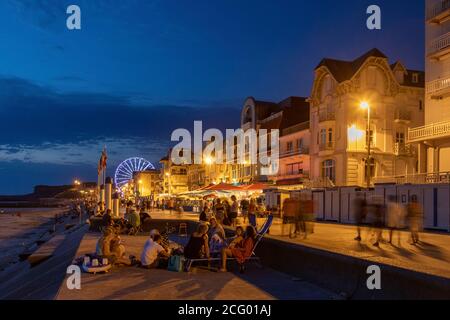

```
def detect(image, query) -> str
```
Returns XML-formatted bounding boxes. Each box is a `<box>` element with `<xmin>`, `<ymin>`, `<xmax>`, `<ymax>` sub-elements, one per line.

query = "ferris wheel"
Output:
<box><xmin>114</xmin><ymin>157</ymin><xmax>155</xmax><ymax>189</ymax></box>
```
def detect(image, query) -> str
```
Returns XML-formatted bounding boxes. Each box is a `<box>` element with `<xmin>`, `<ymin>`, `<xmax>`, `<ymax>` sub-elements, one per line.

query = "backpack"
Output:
<box><xmin>167</xmin><ymin>255</ymin><xmax>185</xmax><ymax>272</ymax></box>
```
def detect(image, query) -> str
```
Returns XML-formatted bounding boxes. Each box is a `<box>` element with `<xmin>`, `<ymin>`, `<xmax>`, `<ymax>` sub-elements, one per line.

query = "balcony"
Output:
<box><xmin>375</xmin><ymin>172</ymin><xmax>450</xmax><ymax>185</ymax></box>
<box><xmin>394</xmin><ymin>108</ymin><xmax>411</xmax><ymax>124</ymax></box>
<box><xmin>427</xmin><ymin>0</ymin><xmax>450</xmax><ymax>24</ymax></box>
<box><xmin>319</xmin><ymin>111</ymin><xmax>335</xmax><ymax>122</ymax></box>
<box><xmin>408</xmin><ymin>120</ymin><xmax>450</xmax><ymax>143</ymax></box>
<box><xmin>426</xmin><ymin>76</ymin><xmax>450</xmax><ymax>99</ymax></box>
<box><xmin>428</xmin><ymin>32</ymin><xmax>450</xmax><ymax>61</ymax></box>
<box><xmin>319</xmin><ymin>142</ymin><xmax>334</xmax><ymax>152</ymax></box>
<box><xmin>394</xmin><ymin>143</ymin><xmax>415</xmax><ymax>156</ymax></box>
<box><xmin>279</xmin><ymin>147</ymin><xmax>309</xmax><ymax>158</ymax></box>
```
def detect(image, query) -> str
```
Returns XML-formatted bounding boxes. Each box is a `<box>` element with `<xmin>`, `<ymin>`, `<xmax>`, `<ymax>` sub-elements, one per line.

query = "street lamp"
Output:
<box><xmin>360</xmin><ymin>101</ymin><xmax>372</xmax><ymax>188</ymax></box>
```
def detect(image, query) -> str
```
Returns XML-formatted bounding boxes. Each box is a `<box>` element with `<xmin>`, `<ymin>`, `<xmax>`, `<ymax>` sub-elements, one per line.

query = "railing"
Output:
<box><xmin>408</xmin><ymin>120</ymin><xmax>450</xmax><ymax>142</ymax></box>
<box><xmin>280</xmin><ymin>147</ymin><xmax>309</xmax><ymax>158</ymax></box>
<box><xmin>319</xmin><ymin>111</ymin><xmax>335</xmax><ymax>122</ymax></box>
<box><xmin>275</xmin><ymin>171</ymin><xmax>309</xmax><ymax>181</ymax></box>
<box><xmin>307</xmin><ymin>177</ymin><xmax>336</xmax><ymax>189</ymax></box>
<box><xmin>428</xmin><ymin>32</ymin><xmax>450</xmax><ymax>56</ymax></box>
<box><xmin>426</xmin><ymin>75</ymin><xmax>450</xmax><ymax>96</ymax></box>
<box><xmin>375</xmin><ymin>172</ymin><xmax>450</xmax><ymax>185</ymax></box>
<box><xmin>394</xmin><ymin>108</ymin><xmax>411</xmax><ymax>122</ymax></box>
<box><xmin>394</xmin><ymin>143</ymin><xmax>415</xmax><ymax>156</ymax></box>
<box><xmin>427</xmin><ymin>0</ymin><xmax>450</xmax><ymax>21</ymax></box>
<box><xmin>319</xmin><ymin>142</ymin><xmax>334</xmax><ymax>151</ymax></box>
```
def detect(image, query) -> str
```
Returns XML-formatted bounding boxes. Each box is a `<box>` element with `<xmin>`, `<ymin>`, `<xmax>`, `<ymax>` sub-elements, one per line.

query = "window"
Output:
<box><xmin>396</xmin><ymin>132</ymin><xmax>405</xmax><ymax>144</ymax></box>
<box><xmin>419</xmin><ymin>100</ymin><xmax>423</xmax><ymax>111</ymax></box>
<box><xmin>286</xmin><ymin>162</ymin><xmax>304</xmax><ymax>175</ymax></box>
<box><xmin>328</xmin><ymin>128</ymin><xmax>333</xmax><ymax>143</ymax></box>
<box><xmin>296</xmin><ymin>138</ymin><xmax>303</xmax><ymax>150</ymax></box>
<box><xmin>367</xmin><ymin>66</ymin><xmax>377</xmax><ymax>87</ymax></box>
<box><xmin>287</xmin><ymin>141</ymin><xmax>293</xmax><ymax>153</ymax></box>
<box><xmin>321</xmin><ymin>159</ymin><xmax>335</xmax><ymax>182</ymax></box>
<box><xmin>412</xmin><ymin>73</ymin><xmax>419</xmax><ymax>84</ymax></box>
<box><xmin>320</xmin><ymin>129</ymin><xmax>327</xmax><ymax>145</ymax></box>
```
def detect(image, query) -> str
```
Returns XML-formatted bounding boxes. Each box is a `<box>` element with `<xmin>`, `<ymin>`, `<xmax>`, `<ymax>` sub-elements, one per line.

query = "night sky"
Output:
<box><xmin>0</xmin><ymin>0</ymin><xmax>424</xmax><ymax>194</ymax></box>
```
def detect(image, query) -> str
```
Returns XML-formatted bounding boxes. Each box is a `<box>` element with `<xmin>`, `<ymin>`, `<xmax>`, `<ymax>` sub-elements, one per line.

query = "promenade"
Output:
<box><xmin>57</xmin><ymin>232</ymin><xmax>336</xmax><ymax>300</ymax></box>
<box><xmin>147</xmin><ymin>210</ymin><xmax>450</xmax><ymax>279</ymax></box>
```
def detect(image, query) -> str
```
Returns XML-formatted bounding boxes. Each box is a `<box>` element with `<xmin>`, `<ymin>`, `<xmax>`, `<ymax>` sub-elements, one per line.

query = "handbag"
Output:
<box><xmin>167</xmin><ymin>255</ymin><xmax>185</xmax><ymax>272</ymax></box>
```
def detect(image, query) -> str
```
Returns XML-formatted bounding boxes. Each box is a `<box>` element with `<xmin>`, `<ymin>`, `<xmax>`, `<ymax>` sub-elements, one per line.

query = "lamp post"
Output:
<box><xmin>360</xmin><ymin>101</ymin><xmax>372</xmax><ymax>188</ymax></box>
<box><xmin>165</xmin><ymin>172</ymin><xmax>171</xmax><ymax>196</ymax></box>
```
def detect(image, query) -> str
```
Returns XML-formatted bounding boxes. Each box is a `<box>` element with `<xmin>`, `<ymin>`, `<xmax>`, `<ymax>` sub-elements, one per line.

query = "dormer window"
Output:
<box><xmin>412</xmin><ymin>73</ymin><xmax>419</xmax><ymax>83</ymax></box>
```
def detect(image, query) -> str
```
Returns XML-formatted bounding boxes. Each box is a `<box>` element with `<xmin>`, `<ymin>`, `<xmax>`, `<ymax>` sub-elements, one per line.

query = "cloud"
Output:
<box><xmin>0</xmin><ymin>74</ymin><xmax>241</xmax><ymax>194</ymax></box>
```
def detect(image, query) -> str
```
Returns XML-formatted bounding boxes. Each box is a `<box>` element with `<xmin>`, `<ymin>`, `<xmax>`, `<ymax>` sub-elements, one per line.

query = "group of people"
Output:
<box><xmin>94</xmin><ymin>217</ymin><xmax>257</xmax><ymax>273</ymax></box>
<box><xmin>353</xmin><ymin>193</ymin><xmax>424</xmax><ymax>247</ymax></box>
<box><xmin>199</xmin><ymin>196</ymin><xmax>267</xmax><ymax>228</ymax></box>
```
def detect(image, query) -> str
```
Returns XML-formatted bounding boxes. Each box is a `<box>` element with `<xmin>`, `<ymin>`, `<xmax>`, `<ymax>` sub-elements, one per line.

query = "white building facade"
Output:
<box><xmin>408</xmin><ymin>1</ymin><xmax>450</xmax><ymax>180</ymax></box>
<box><xmin>310</xmin><ymin>49</ymin><xmax>424</xmax><ymax>187</ymax></box>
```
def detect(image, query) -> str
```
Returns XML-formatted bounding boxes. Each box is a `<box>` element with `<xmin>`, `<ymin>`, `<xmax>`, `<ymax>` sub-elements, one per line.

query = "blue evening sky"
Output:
<box><xmin>0</xmin><ymin>0</ymin><xmax>424</xmax><ymax>194</ymax></box>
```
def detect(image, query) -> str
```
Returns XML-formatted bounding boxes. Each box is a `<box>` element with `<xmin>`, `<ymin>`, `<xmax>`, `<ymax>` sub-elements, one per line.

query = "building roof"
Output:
<box><xmin>256</xmin><ymin>96</ymin><xmax>310</xmax><ymax>133</ymax></box>
<box><xmin>315</xmin><ymin>48</ymin><xmax>424</xmax><ymax>88</ymax></box>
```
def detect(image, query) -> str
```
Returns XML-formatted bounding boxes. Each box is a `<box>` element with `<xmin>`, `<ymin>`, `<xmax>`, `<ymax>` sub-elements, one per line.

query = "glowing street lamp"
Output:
<box><xmin>360</xmin><ymin>101</ymin><xmax>372</xmax><ymax>188</ymax></box>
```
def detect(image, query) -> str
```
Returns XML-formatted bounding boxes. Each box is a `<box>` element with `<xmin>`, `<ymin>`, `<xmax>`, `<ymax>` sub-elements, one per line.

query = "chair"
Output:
<box><xmin>179</xmin><ymin>223</ymin><xmax>188</xmax><ymax>237</ymax></box>
<box><xmin>184</xmin><ymin>215</ymin><xmax>274</xmax><ymax>272</ymax></box>
<box><xmin>249</xmin><ymin>214</ymin><xmax>257</xmax><ymax>228</ymax></box>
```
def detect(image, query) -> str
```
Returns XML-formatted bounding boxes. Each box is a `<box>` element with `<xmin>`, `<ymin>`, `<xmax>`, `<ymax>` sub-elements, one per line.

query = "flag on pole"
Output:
<box><xmin>98</xmin><ymin>147</ymin><xmax>108</xmax><ymax>174</ymax></box>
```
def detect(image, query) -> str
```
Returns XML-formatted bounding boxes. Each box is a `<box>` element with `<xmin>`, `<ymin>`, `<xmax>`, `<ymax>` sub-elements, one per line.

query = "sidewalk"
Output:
<box><xmin>148</xmin><ymin>209</ymin><xmax>450</xmax><ymax>279</ymax></box>
<box><xmin>57</xmin><ymin>232</ymin><xmax>336</xmax><ymax>300</ymax></box>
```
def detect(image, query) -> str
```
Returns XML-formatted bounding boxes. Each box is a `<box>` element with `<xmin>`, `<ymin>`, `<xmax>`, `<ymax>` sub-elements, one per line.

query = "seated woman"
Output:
<box><xmin>220</xmin><ymin>225</ymin><xmax>256</xmax><ymax>273</ymax></box>
<box><xmin>208</xmin><ymin>218</ymin><xmax>225</xmax><ymax>256</ymax></box>
<box><xmin>96</xmin><ymin>227</ymin><xmax>128</xmax><ymax>265</ymax></box>
<box><xmin>226</xmin><ymin>226</ymin><xmax>244</xmax><ymax>248</ymax></box>
<box><xmin>184</xmin><ymin>224</ymin><xmax>210</xmax><ymax>260</ymax></box>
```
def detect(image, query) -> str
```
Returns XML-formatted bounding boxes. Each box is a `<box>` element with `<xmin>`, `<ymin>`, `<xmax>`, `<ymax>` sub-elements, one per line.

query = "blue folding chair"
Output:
<box><xmin>249</xmin><ymin>214</ymin><xmax>257</xmax><ymax>228</ymax></box>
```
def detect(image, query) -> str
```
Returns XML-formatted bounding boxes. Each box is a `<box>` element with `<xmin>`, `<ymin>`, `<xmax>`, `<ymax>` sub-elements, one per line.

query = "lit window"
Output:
<box><xmin>321</xmin><ymin>159</ymin><xmax>335</xmax><ymax>182</ymax></box>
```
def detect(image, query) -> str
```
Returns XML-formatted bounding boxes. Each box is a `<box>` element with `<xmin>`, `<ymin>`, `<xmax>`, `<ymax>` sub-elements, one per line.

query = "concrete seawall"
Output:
<box><xmin>93</xmin><ymin>218</ymin><xmax>450</xmax><ymax>300</ymax></box>
<box><xmin>255</xmin><ymin>236</ymin><xmax>450</xmax><ymax>300</ymax></box>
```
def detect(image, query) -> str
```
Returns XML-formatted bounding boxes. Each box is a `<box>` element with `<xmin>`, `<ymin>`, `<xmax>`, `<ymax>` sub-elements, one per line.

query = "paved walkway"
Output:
<box><xmin>145</xmin><ymin>210</ymin><xmax>450</xmax><ymax>279</ymax></box>
<box><xmin>57</xmin><ymin>233</ymin><xmax>336</xmax><ymax>300</ymax></box>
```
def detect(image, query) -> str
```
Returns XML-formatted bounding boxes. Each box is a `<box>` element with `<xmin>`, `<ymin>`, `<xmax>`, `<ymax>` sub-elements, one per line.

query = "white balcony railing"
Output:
<box><xmin>319</xmin><ymin>142</ymin><xmax>334</xmax><ymax>151</ymax></box>
<box><xmin>394</xmin><ymin>143</ymin><xmax>415</xmax><ymax>156</ymax></box>
<box><xmin>427</xmin><ymin>0</ymin><xmax>450</xmax><ymax>21</ymax></box>
<box><xmin>394</xmin><ymin>108</ymin><xmax>411</xmax><ymax>122</ymax></box>
<box><xmin>279</xmin><ymin>147</ymin><xmax>309</xmax><ymax>158</ymax></box>
<box><xmin>375</xmin><ymin>172</ymin><xmax>450</xmax><ymax>185</ymax></box>
<box><xmin>428</xmin><ymin>32</ymin><xmax>450</xmax><ymax>56</ymax></box>
<box><xmin>408</xmin><ymin>120</ymin><xmax>450</xmax><ymax>143</ymax></box>
<box><xmin>426</xmin><ymin>75</ymin><xmax>450</xmax><ymax>96</ymax></box>
<box><xmin>319</xmin><ymin>111</ymin><xmax>335</xmax><ymax>122</ymax></box>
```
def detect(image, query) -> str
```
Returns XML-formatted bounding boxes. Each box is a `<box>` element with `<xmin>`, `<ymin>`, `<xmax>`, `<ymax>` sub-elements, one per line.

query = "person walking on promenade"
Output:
<box><xmin>248</xmin><ymin>198</ymin><xmax>257</xmax><ymax>229</ymax></box>
<box><xmin>240</xmin><ymin>198</ymin><xmax>249</xmax><ymax>223</ymax></box>
<box><xmin>372</xmin><ymin>200</ymin><xmax>385</xmax><ymax>247</ymax></box>
<box><xmin>229</xmin><ymin>195</ymin><xmax>239</xmax><ymax>227</ymax></box>
<box><xmin>353</xmin><ymin>193</ymin><xmax>367</xmax><ymax>241</ymax></box>
<box><xmin>213</xmin><ymin>199</ymin><xmax>226</xmax><ymax>224</ymax></box>
<box><xmin>406</xmin><ymin>195</ymin><xmax>423</xmax><ymax>245</ymax></box>
<box><xmin>387</xmin><ymin>195</ymin><xmax>405</xmax><ymax>245</ymax></box>
<box><xmin>169</xmin><ymin>198</ymin><xmax>175</xmax><ymax>214</ymax></box>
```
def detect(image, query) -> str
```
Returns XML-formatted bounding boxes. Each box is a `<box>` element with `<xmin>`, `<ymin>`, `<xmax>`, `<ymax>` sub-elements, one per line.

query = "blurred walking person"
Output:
<box><xmin>372</xmin><ymin>200</ymin><xmax>385</xmax><ymax>247</ymax></box>
<box><xmin>387</xmin><ymin>195</ymin><xmax>405</xmax><ymax>245</ymax></box>
<box><xmin>406</xmin><ymin>195</ymin><xmax>423</xmax><ymax>245</ymax></box>
<box><xmin>353</xmin><ymin>193</ymin><xmax>367</xmax><ymax>241</ymax></box>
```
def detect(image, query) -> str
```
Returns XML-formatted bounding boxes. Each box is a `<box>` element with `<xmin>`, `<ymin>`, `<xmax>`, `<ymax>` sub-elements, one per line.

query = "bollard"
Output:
<box><xmin>105</xmin><ymin>177</ymin><xmax>112</xmax><ymax>211</ymax></box>
<box><xmin>112</xmin><ymin>192</ymin><xmax>120</xmax><ymax>218</ymax></box>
